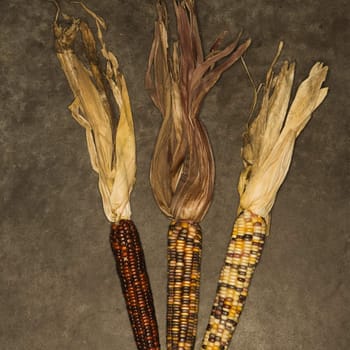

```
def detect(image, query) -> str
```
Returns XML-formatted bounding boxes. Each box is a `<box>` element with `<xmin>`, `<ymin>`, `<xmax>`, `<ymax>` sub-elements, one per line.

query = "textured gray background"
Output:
<box><xmin>1</xmin><ymin>0</ymin><xmax>349</xmax><ymax>349</ymax></box>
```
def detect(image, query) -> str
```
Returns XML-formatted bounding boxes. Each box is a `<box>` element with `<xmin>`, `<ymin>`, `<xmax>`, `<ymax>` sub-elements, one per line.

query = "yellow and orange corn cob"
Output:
<box><xmin>201</xmin><ymin>211</ymin><xmax>266</xmax><ymax>349</ymax></box>
<box><xmin>110</xmin><ymin>220</ymin><xmax>160</xmax><ymax>350</ymax></box>
<box><xmin>167</xmin><ymin>221</ymin><xmax>202</xmax><ymax>349</ymax></box>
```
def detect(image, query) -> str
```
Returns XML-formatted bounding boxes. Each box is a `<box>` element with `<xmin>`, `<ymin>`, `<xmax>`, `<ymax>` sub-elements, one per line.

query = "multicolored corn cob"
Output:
<box><xmin>146</xmin><ymin>1</ymin><xmax>250</xmax><ymax>348</ymax></box>
<box><xmin>201</xmin><ymin>43</ymin><xmax>329</xmax><ymax>349</ymax></box>
<box><xmin>110</xmin><ymin>220</ymin><xmax>160</xmax><ymax>350</ymax></box>
<box><xmin>167</xmin><ymin>221</ymin><xmax>202</xmax><ymax>349</ymax></box>
<box><xmin>202</xmin><ymin>211</ymin><xmax>266</xmax><ymax>349</ymax></box>
<box><xmin>53</xmin><ymin>4</ymin><xmax>160</xmax><ymax>349</ymax></box>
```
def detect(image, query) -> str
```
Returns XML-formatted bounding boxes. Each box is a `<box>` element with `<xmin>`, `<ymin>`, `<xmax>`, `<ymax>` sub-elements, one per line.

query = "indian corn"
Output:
<box><xmin>53</xmin><ymin>4</ymin><xmax>160</xmax><ymax>349</ymax></box>
<box><xmin>146</xmin><ymin>1</ymin><xmax>250</xmax><ymax>349</ymax></box>
<box><xmin>201</xmin><ymin>211</ymin><xmax>266</xmax><ymax>349</ymax></box>
<box><xmin>110</xmin><ymin>220</ymin><xmax>160</xmax><ymax>349</ymax></box>
<box><xmin>167</xmin><ymin>221</ymin><xmax>202</xmax><ymax>349</ymax></box>
<box><xmin>201</xmin><ymin>43</ymin><xmax>328</xmax><ymax>350</ymax></box>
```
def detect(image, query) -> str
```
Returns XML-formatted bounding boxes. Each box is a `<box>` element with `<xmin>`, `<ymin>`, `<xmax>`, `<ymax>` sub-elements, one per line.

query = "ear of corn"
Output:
<box><xmin>147</xmin><ymin>2</ymin><xmax>250</xmax><ymax>348</ymax></box>
<box><xmin>201</xmin><ymin>44</ymin><xmax>328</xmax><ymax>350</ymax></box>
<box><xmin>167</xmin><ymin>221</ymin><xmax>202</xmax><ymax>349</ymax></box>
<box><xmin>110</xmin><ymin>220</ymin><xmax>160</xmax><ymax>350</ymax></box>
<box><xmin>53</xmin><ymin>4</ymin><xmax>160</xmax><ymax>349</ymax></box>
<box><xmin>201</xmin><ymin>211</ymin><xmax>266</xmax><ymax>349</ymax></box>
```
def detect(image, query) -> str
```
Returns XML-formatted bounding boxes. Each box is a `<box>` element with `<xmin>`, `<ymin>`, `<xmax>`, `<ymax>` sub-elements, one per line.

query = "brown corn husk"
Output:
<box><xmin>146</xmin><ymin>0</ymin><xmax>251</xmax><ymax>222</ymax></box>
<box><xmin>201</xmin><ymin>43</ymin><xmax>329</xmax><ymax>350</ymax></box>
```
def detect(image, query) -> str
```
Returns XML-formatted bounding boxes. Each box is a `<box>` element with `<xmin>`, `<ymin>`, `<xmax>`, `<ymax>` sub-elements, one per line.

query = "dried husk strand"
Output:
<box><xmin>201</xmin><ymin>42</ymin><xmax>329</xmax><ymax>350</ymax></box>
<box><xmin>146</xmin><ymin>1</ymin><xmax>251</xmax><ymax>349</ymax></box>
<box><xmin>53</xmin><ymin>4</ymin><xmax>160</xmax><ymax>349</ymax></box>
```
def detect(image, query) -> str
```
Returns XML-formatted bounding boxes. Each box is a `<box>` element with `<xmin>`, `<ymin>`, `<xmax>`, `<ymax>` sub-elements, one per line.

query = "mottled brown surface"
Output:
<box><xmin>110</xmin><ymin>220</ymin><xmax>160</xmax><ymax>349</ymax></box>
<box><xmin>0</xmin><ymin>0</ymin><xmax>349</xmax><ymax>349</ymax></box>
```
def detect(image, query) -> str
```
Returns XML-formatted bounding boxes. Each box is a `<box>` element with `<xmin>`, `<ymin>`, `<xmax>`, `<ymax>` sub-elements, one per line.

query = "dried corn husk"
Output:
<box><xmin>238</xmin><ymin>42</ymin><xmax>329</xmax><ymax>222</ymax></box>
<box><xmin>146</xmin><ymin>0</ymin><xmax>251</xmax><ymax>222</ymax></box>
<box><xmin>53</xmin><ymin>3</ymin><xmax>135</xmax><ymax>222</ymax></box>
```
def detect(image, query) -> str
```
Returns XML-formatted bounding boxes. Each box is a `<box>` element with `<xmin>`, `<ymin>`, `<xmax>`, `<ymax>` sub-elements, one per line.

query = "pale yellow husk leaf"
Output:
<box><xmin>238</xmin><ymin>42</ymin><xmax>329</xmax><ymax>221</ymax></box>
<box><xmin>54</xmin><ymin>4</ymin><xmax>135</xmax><ymax>222</ymax></box>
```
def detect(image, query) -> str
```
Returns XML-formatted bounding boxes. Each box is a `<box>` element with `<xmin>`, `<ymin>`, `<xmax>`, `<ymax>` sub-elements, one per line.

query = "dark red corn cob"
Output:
<box><xmin>167</xmin><ymin>221</ymin><xmax>202</xmax><ymax>350</ymax></box>
<box><xmin>110</xmin><ymin>220</ymin><xmax>160</xmax><ymax>350</ymax></box>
